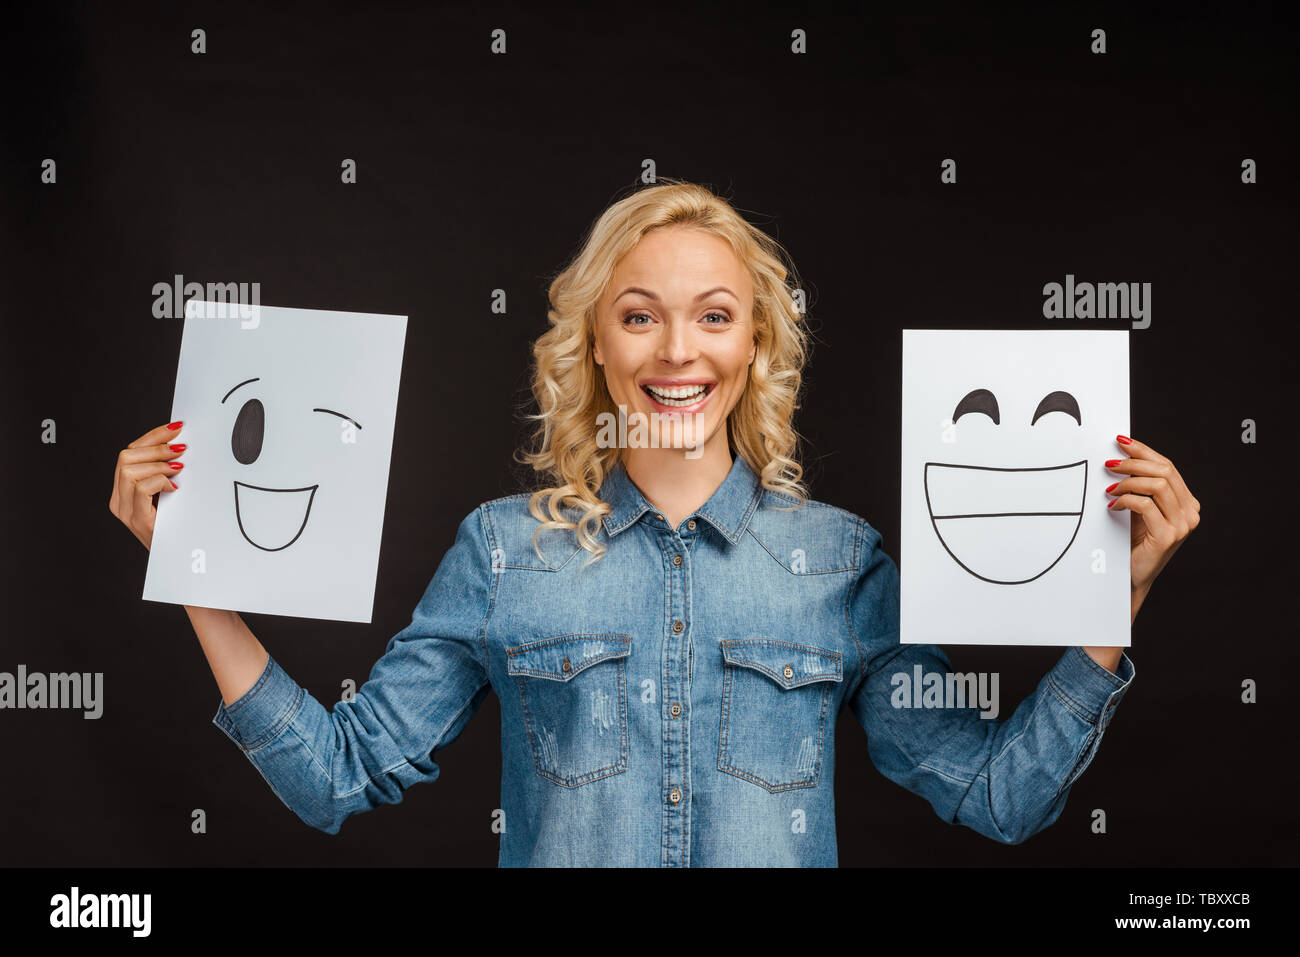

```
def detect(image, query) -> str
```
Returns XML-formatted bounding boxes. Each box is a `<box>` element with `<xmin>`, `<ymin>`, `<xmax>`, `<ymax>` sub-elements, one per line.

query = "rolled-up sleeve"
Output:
<box><xmin>211</xmin><ymin>505</ymin><xmax>496</xmax><ymax>834</ymax></box>
<box><xmin>846</xmin><ymin>517</ymin><xmax>1135</xmax><ymax>845</ymax></box>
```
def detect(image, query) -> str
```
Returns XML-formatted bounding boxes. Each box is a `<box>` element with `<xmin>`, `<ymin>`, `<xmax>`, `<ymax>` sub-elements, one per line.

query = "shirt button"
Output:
<box><xmin>687</xmin><ymin>519</ymin><xmax>697</xmax><ymax>530</ymax></box>
<box><xmin>670</xmin><ymin>702</ymin><xmax>681</xmax><ymax>717</ymax></box>
<box><xmin>561</xmin><ymin>657</ymin><xmax>572</xmax><ymax>674</ymax></box>
<box><xmin>782</xmin><ymin>664</ymin><xmax>794</xmax><ymax>679</ymax></box>
<box><xmin>669</xmin><ymin>787</ymin><xmax>681</xmax><ymax>804</ymax></box>
<box><xmin>673</xmin><ymin>620</ymin><xmax>684</xmax><ymax>634</ymax></box>
<box><xmin>672</xmin><ymin>554</ymin><xmax>682</xmax><ymax>567</ymax></box>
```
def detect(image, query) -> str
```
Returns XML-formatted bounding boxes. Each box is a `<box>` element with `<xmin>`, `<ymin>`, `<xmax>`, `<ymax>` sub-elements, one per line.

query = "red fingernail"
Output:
<box><xmin>167</xmin><ymin>421</ymin><xmax>183</xmax><ymax>430</ymax></box>
<box><xmin>170</xmin><ymin>480</ymin><xmax>178</xmax><ymax>489</ymax></box>
<box><xmin>1116</xmin><ymin>435</ymin><xmax>1132</xmax><ymax>445</ymax></box>
<box><xmin>1105</xmin><ymin>482</ymin><xmax>1118</xmax><ymax>493</ymax></box>
<box><xmin>169</xmin><ymin>444</ymin><xmax>186</xmax><ymax>452</ymax></box>
<box><xmin>1108</xmin><ymin>499</ymin><xmax>1116</xmax><ymax>508</ymax></box>
<box><xmin>1105</xmin><ymin>459</ymin><xmax>1120</xmax><ymax>468</ymax></box>
<box><xmin>170</xmin><ymin>462</ymin><xmax>184</xmax><ymax>470</ymax></box>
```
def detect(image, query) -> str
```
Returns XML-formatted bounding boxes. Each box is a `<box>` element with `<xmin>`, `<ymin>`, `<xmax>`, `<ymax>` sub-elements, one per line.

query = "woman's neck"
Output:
<box><xmin>621</xmin><ymin>435</ymin><xmax>734</xmax><ymax>530</ymax></box>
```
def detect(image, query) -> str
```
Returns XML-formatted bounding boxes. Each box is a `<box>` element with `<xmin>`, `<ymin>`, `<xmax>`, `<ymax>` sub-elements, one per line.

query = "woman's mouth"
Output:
<box><xmin>640</xmin><ymin>382</ymin><xmax>716</xmax><ymax>412</ymax></box>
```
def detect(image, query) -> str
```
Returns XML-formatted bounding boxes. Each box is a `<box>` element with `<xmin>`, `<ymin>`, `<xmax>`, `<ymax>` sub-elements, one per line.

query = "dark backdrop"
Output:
<box><xmin>2</xmin><ymin>0</ymin><xmax>1295</xmax><ymax>867</ymax></box>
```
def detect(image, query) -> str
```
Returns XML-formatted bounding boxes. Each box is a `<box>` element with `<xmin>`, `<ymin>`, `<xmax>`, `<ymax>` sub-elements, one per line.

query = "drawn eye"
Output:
<box><xmin>1030</xmin><ymin>391</ymin><xmax>1082</xmax><ymax>426</ymax></box>
<box><xmin>952</xmin><ymin>388</ymin><xmax>999</xmax><ymax>424</ymax></box>
<box><xmin>232</xmin><ymin>398</ymin><xmax>265</xmax><ymax>464</ymax></box>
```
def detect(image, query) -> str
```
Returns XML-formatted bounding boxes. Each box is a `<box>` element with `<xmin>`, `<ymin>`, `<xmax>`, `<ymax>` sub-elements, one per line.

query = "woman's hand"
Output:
<box><xmin>1082</xmin><ymin>434</ymin><xmax>1199</xmax><ymax>674</ymax></box>
<box><xmin>1105</xmin><ymin>434</ymin><xmax>1200</xmax><ymax>610</ymax></box>
<box><xmin>109</xmin><ymin>421</ymin><xmax>187</xmax><ymax>550</ymax></box>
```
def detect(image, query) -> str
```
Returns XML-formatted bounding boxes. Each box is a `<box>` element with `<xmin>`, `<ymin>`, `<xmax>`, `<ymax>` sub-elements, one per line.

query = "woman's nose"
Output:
<box><xmin>656</xmin><ymin>318</ymin><xmax>698</xmax><ymax>366</ymax></box>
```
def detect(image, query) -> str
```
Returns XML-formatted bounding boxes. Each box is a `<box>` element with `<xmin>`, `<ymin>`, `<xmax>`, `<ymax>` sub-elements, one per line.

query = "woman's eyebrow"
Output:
<box><xmin>612</xmin><ymin>285</ymin><xmax>738</xmax><ymax>303</ymax></box>
<box><xmin>221</xmin><ymin>377</ymin><xmax>260</xmax><ymax>403</ymax></box>
<box><xmin>313</xmin><ymin>408</ymin><xmax>363</xmax><ymax>430</ymax></box>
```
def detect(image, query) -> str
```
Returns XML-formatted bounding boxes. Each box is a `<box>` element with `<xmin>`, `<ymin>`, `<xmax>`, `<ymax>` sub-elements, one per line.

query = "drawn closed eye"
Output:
<box><xmin>1030</xmin><ymin>390</ymin><xmax>1081</xmax><ymax>426</ymax></box>
<box><xmin>952</xmin><ymin>388</ymin><xmax>999</xmax><ymax>425</ymax></box>
<box><xmin>312</xmin><ymin>408</ymin><xmax>362</xmax><ymax>430</ymax></box>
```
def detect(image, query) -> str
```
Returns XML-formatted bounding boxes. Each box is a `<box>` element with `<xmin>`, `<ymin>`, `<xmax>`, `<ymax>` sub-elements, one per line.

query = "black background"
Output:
<box><xmin>2</xmin><ymin>0</ymin><xmax>1296</xmax><ymax>867</ymax></box>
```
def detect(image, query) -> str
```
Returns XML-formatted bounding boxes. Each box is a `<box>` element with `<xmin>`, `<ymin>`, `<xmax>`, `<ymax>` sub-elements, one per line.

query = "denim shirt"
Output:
<box><xmin>213</xmin><ymin>454</ymin><xmax>1135</xmax><ymax>866</ymax></box>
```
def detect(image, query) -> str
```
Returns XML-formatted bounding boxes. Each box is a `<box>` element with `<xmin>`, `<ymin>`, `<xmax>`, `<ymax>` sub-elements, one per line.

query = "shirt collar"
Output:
<box><xmin>599</xmin><ymin>454</ymin><xmax>764</xmax><ymax>545</ymax></box>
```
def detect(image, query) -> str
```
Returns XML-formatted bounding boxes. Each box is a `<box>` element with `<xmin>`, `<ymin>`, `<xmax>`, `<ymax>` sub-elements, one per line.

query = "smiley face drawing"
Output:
<box><xmin>223</xmin><ymin>376</ymin><xmax>362</xmax><ymax>551</ymax></box>
<box><xmin>925</xmin><ymin>388</ymin><xmax>1086</xmax><ymax>585</ymax></box>
<box><xmin>142</xmin><ymin>301</ymin><xmax>407</xmax><ymax>624</ymax></box>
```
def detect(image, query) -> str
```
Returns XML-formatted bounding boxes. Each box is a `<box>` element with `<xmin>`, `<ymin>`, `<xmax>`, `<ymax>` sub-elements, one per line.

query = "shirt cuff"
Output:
<box><xmin>1047</xmin><ymin>646</ymin><xmax>1135</xmax><ymax>731</ymax></box>
<box><xmin>211</xmin><ymin>654</ymin><xmax>305</xmax><ymax>752</ymax></box>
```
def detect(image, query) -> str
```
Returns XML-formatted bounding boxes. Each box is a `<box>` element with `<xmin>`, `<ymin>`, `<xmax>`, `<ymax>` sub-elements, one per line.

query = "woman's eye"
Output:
<box><xmin>621</xmin><ymin>311</ymin><xmax>731</xmax><ymax>326</ymax></box>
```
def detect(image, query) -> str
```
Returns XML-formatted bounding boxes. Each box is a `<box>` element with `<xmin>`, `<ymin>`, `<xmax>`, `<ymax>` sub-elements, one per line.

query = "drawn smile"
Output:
<box><xmin>924</xmin><ymin>460</ymin><xmax>1087</xmax><ymax>584</ymax></box>
<box><xmin>233</xmin><ymin>481</ymin><xmax>319</xmax><ymax>551</ymax></box>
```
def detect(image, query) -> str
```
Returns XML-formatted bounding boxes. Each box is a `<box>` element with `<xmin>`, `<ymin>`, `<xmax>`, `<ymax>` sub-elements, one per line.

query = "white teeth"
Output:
<box><xmin>645</xmin><ymin>384</ymin><xmax>708</xmax><ymax>403</ymax></box>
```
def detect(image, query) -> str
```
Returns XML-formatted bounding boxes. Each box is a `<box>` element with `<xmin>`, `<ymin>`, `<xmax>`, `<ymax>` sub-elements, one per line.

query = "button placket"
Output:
<box><xmin>661</xmin><ymin>528</ymin><xmax>691</xmax><ymax>865</ymax></box>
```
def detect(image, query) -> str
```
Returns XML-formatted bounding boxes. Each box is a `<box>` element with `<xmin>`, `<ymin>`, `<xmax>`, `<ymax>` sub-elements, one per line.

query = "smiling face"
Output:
<box><xmin>591</xmin><ymin>226</ymin><xmax>756</xmax><ymax>460</ymax></box>
<box><xmin>926</xmin><ymin>387</ymin><xmax>1087</xmax><ymax>584</ymax></box>
<box><xmin>223</xmin><ymin>377</ymin><xmax>362</xmax><ymax>551</ymax></box>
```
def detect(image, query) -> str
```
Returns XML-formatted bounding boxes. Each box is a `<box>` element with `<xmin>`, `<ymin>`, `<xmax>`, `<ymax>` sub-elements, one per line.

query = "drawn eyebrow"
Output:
<box><xmin>313</xmin><ymin>408</ymin><xmax>363</xmax><ymax>430</ymax></box>
<box><xmin>952</xmin><ymin>388</ymin><xmax>999</xmax><ymax>425</ymax></box>
<box><xmin>1031</xmin><ymin>390</ymin><xmax>1081</xmax><ymax>426</ymax></box>
<box><xmin>222</xmin><ymin>377</ymin><xmax>260</xmax><ymax>403</ymax></box>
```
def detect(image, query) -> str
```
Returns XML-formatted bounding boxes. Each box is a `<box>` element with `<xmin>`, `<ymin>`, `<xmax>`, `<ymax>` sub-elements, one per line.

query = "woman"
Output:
<box><xmin>109</xmin><ymin>179</ymin><xmax>1199</xmax><ymax>866</ymax></box>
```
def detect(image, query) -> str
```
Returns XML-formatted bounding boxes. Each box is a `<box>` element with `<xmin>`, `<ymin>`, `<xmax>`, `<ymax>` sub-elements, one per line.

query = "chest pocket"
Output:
<box><xmin>718</xmin><ymin>638</ymin><xmax>843</xmax><ymax>792</ymax></box>
<box><xmin>506</xmin><ymin>634</ymin><xmax>631</xmax><ymax>788</ymax></box>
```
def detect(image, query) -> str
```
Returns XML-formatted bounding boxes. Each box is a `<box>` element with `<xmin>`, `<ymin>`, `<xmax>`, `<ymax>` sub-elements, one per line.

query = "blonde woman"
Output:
<box><xmin>109</xmin><ymin>179</ymin><xmax>1199</xmax><ymax>866</ymax></box>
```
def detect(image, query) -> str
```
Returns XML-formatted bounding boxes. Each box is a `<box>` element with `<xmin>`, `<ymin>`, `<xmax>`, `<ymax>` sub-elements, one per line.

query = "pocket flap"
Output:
<box><xmin>507</xmin><ymin>634</ymin><xmax>631</xmax><ymax>681</ymax></box>
<box><xmin>720</xmin><ymin>638</ymin><xmax>843</xmax><ymax>689</ymax></box>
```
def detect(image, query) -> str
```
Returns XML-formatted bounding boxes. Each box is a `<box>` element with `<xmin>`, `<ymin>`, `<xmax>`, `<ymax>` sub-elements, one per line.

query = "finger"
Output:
<box><xmin>113</xmin><ymin>439</ymin><xmax>186</xmax><ymax>514</ymax></box>
<box><xmin>1114</xmin><ymin>434</ymin><xmax>1168</xmax><ymax>466</ymax></box>
<box><xmin>120</xmin><ymin>460</ymin><xmax>186</xmax><ymax>486</ymax></box>
<box><xmin>126</xmin><ymin>421</ymin><xmax>183</xmax><ymax>450</ymax></box>
<box><xmin>115</xmin><ymin>421</ymin><xmax>184</xmax><ymax>518</ymax></box>
<box><xmin>1108</xmin><ymin>438</ymin><xmax>1200</xmax><ymax>518</ymax></box>
<box><xmin>1106</xmin><ymin>476</ymin><xmax>1187</xmax><ymax>537</ymax></box>
<box><xmin>132</xmin><ymin>472</ymin><xmax>177</xmax><ymax>538</ymax></box>
<box><xmin>1111</xmin><ymin>491</ymin><xmax>1179</xmax><ymax>549</ymax></box>
<box><xmin>118</xmin><ymin>460</ymin><xmax>184</xmax><ymax>528</ymax></box>
<box><xmin>117</xmin><ymin>441</ymin><xmax>187</xmax><ymax>468</ymax></box>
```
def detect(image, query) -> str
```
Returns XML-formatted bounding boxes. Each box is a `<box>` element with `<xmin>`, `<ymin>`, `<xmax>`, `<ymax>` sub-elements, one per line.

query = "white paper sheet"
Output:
<box><xmin>900</xmin><ymin>329</ymin><xmax>1130</xmax><ymax>646</ymax></box>
<box><xmin>142</xmin><ymin>301</ymin><xmax>407</xmax><ymax>623</ymax></box>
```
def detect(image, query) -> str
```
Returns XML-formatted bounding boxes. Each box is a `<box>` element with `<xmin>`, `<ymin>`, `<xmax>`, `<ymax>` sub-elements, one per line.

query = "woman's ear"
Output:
<box><xmin>593</xmin><ymin>340</ymin><xmax>604</xmax><ymax>366</ymax></box>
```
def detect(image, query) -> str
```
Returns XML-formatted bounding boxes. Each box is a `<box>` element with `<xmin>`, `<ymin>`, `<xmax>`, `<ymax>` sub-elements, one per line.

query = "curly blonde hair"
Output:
<box><xmin>515</xmin><ymin>177</ymin><xmax>812</xmax><ymax>567</ymax></box>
